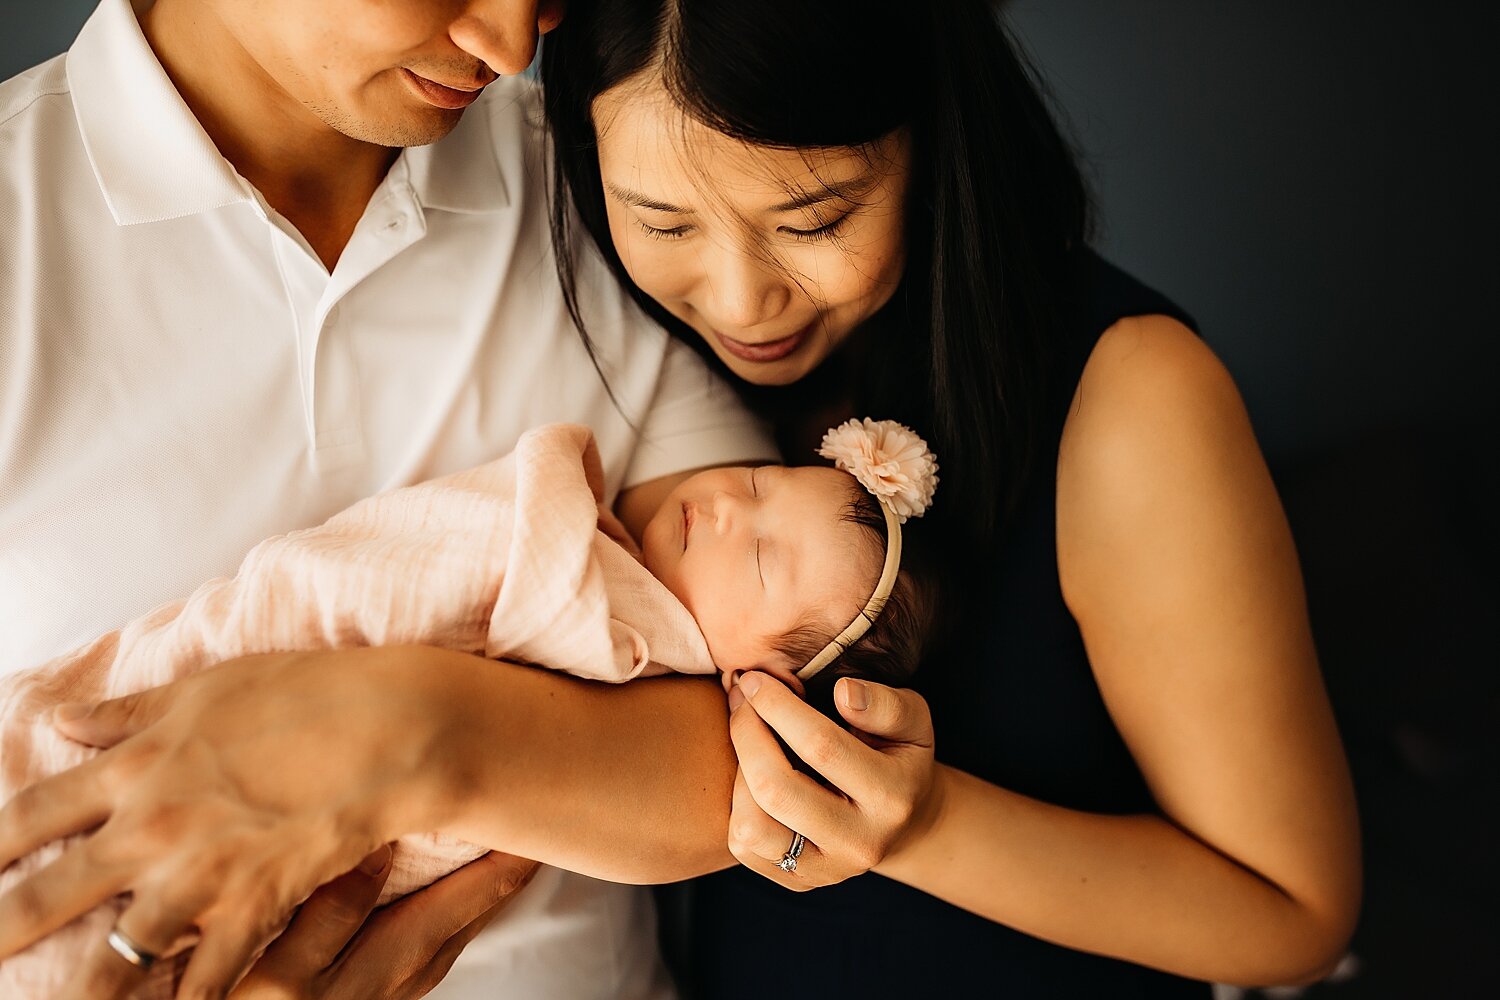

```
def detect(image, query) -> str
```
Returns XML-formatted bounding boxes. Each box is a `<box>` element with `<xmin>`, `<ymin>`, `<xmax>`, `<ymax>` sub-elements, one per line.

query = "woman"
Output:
<box><xmin>0</xmin><ymin>1</ymin><xmax>1359</xmax><ymax>997</ymax></box>
<box><xmin>537</xmin><ymin>0</ymin><xmax>1360</xmax><ymax>994</ymax></box>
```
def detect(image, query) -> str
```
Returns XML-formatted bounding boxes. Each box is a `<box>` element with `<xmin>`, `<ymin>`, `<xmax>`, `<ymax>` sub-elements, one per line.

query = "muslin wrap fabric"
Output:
<box><xmin>0</xmin><ymin>423</ymin><xmax>715</xmax><ymax>998</ymax></box>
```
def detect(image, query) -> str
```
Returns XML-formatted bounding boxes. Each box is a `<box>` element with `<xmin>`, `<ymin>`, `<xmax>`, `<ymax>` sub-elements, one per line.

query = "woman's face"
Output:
<box><xmin>592</xmin><ymin>80</ymin><xmax>911</xmax><ymax>386</ymax></box>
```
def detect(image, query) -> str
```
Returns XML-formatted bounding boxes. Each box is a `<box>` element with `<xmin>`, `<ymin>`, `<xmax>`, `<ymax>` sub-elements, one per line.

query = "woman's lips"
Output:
<box><xmin>681</xmin><ymin>501</ymin><xmax>695</xmax><ymax>549</ymax></box>
<box><xmin>401</xmin><ymin>69</ymin><xmax>486</xmax><ymax>110</ymax></box>
<box><xmin>714</xmin><ymin>324</ymin><xmax>808</xmax><ymax>363</ymax></box>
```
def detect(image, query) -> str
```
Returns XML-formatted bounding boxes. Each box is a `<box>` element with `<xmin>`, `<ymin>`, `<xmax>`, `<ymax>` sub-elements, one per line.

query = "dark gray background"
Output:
<box><xmin>7</xmin><ymin>0</ymin><xmax>1495</xmax><ymax>461</ymax></box>
<box><xmin>4</xmin><ymin>3</ymin><xmax>1496</xmax><ymax>997</ymax></box>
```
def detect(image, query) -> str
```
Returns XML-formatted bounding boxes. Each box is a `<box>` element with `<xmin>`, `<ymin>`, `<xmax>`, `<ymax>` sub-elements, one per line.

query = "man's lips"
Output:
<box><xmin>714</xmin><ymin>324</ymin><xmax>810</xmax><ymax>363</ymax></box>
<box><xmin>401</xmin><ymin>69</ymin><xmax>488</xmax><ymax>110</ymax></box>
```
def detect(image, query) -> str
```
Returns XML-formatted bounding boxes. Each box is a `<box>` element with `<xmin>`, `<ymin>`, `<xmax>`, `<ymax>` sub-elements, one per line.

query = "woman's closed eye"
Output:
<box><xmin>779</xmin><ymin>212</ymin><xmax>851</xmax><ymax>243</ymax></box>
<box><xmin>636</xmin><ymin>219</ymin><xmax>693</xmax><ymax>241</ymax></box>
<box><xmin>634</xmin><ymin>215</ymin><xmax>851</xmax><ymax>243</ymax></box>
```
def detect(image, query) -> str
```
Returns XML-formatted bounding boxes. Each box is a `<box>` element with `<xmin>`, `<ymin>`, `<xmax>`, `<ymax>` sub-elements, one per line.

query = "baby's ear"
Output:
<box><xmin>796</xmin><ymin>669</ymin><xmax>854</xmax><ymax>737</ymax></box>
<box><xmin>756</xmin><ymin>660</ymin><xmax>807</xmax><ymax>699</ymax></box>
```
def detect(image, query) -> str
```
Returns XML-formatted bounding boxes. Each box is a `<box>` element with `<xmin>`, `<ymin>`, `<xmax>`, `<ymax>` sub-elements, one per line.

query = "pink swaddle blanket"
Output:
<box><xmin>0</xmin><ymin>423</ymin><xmax>715</xmax><ymax>998</ymax></box>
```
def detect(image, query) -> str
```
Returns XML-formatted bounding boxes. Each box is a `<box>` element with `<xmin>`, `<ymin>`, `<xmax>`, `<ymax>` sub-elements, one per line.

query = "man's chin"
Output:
<box><xmin>317</xmin><ymin>103</ymin><xmax>465</xmax><ymax>149</ymax></box>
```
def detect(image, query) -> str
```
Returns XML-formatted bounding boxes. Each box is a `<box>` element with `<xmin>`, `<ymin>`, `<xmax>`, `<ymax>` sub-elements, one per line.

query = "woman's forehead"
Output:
<box><xmin>593</xmin><ymin>81</ymin><xmax>901</xmax><ymax>210</ymax></box>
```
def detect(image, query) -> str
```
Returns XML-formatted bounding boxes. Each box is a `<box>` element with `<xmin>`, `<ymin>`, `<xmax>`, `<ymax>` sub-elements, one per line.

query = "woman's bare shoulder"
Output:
<box><xmin>1063</xmin><ymin>313</ymin><xmax>1240</xmax><ymax>462</ymax></box>
<box><xmin>1054</xmin><ymin>312</ymin><xmax>1257</xmax><ymax>595</ymax></box>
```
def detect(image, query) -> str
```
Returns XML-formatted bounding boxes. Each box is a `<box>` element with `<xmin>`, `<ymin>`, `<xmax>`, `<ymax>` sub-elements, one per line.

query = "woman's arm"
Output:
<box><xmin>722</xmin><ymin>314</ymin><xmax>1358</xmax><ymax>987</ymax></box>
<box><xmin>877</xmin><ymin>768</ymin><xmax>1353</xmax><ymax>986</ymax></box>
<box><xmin>873</xmin><ymin>315</ymin><xmax>1360</xmax><ymax>983</ymax></box>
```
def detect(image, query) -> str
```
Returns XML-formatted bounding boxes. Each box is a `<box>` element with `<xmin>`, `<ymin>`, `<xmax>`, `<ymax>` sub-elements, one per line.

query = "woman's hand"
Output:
<box><xmin>0</xmin><ymin>647</ymin><xmax>470</xmax><ymax>1000</ymax></box>
<box><xmin>724</xmin><ymin>672</ymin><xmax>941</xmax><ymax>889</ymax></box>
<box><xmin>232</xmin><ymin>848</ymin><xmax>539</xmax><ymax>1000</ymax></box>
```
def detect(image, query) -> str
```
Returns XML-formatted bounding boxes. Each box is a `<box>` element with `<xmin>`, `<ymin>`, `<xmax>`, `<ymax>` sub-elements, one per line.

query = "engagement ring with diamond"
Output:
<box><xmin>777</xmin><ymin>832</ymin><xmax>807</xmax><ymax>872</ymax></box>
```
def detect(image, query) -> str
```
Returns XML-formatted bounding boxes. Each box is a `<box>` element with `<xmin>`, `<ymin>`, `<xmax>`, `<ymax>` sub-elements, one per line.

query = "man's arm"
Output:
<box><xmin>431</xmin><ymin>651</ymin><xmax>740</xmax><ymax>883</ymax></box>
<box><xmin>0</xmin><ymin>645</ymin><xmax>741</xmax><ymax>979</ymax></box>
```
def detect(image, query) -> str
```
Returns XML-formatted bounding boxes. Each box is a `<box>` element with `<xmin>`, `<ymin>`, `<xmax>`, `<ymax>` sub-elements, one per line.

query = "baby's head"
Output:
<box><xmin>640</xmin><ymin>420</ymin><xmax>939</xmax><ymax>708</ymax></box>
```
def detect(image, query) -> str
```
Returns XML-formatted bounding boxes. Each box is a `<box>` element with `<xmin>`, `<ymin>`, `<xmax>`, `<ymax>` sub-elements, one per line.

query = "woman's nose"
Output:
<box><xmin>702</xmin><ymin>248</ymin><xmax>792</xmax><ymax>333</ymax></box>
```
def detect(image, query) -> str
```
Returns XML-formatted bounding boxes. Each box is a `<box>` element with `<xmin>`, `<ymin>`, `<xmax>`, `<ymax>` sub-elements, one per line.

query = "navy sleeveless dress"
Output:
<box><xmin>666</xmin><ymin>250</ymin><xmax>1213</xmax><ymax>998</ymax></box>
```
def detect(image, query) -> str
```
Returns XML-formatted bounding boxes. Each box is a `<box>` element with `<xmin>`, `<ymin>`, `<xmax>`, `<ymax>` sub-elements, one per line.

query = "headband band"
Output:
<box><xmin>794</xmin><ymin>418</ymin><xmax>937</xmax><ymax>683</ymax></box>
<box><xmin>795</xmin><ymin>500</ymin><xmax>903</xmax><ymax>681</ymax></box>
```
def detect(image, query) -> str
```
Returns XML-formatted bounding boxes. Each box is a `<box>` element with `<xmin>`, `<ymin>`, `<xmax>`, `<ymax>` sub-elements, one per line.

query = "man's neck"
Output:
<box><xmin>141</xmin><ymin>0</ymin><xmax>399</xmax><ymax>269</ymax></box>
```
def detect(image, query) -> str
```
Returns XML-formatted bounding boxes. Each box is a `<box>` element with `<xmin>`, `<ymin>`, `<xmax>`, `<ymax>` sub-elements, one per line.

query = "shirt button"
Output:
<box><xmin>386</xmin><ymin>214</ymin><xmax>408</xmax><ymax>232</ymax></box>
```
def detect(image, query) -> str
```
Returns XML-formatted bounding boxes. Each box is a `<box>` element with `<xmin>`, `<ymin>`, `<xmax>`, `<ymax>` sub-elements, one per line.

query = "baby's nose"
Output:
<box><xmin>710</xmin><ymin>491</ymin><xmax>743</xmax><ymax>534</ymax></box>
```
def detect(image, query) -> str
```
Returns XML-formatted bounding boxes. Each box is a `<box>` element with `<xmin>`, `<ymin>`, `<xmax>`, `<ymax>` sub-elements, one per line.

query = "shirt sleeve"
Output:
<box><xmin>619</xmin><ymin>337</ymin><xmax>780</xmax><ymax>491</ymax></box>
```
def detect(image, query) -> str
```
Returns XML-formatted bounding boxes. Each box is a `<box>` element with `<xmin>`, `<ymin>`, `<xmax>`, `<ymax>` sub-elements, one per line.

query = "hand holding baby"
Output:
<box><xmin>725</xmin><ymin>671</ymin><xmax>941</xmax><ymax>889</ymax></box>
<box><xmin>0</xmin><ymin>646</ymin><xmax>474</xmax><ymax>999</ymax></box>
<box><xmin>721</xmin><ymin>418</ymin><xmax>945</xmax><ymax>889</ymax></box>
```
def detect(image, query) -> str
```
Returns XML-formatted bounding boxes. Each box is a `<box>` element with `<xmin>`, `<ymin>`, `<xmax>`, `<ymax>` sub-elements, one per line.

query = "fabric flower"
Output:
<box><xmin>818</xmin><ymin>418</ymin><xmax>939</xmax><ymax>522</ymax></box>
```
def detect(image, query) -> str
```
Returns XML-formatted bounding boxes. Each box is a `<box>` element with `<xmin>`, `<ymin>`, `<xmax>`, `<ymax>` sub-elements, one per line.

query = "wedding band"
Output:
<box><xmin>106</xmin><ymin>926</ymin><xmax>158</xmax><ymax>970</ymax></box>
<box><xmin>776</xmin><ymin>832</ymin><xmax>806</xmax><ymax>873</ymax></box>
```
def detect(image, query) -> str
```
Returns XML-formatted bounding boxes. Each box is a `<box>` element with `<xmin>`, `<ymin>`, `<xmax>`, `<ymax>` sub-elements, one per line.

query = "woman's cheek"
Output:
<box><xmin>790</xmin><ymin>244</ymin><xmax>888</xmax><ymax>318</ymax></box>
<box><xmin>800</xmin><ymin>210</ymin><xmax>904</xmax><ymax>298</ymax></box>
<box><xmin>632</xmin><ymin>245</ymin><xmax>697</xmax><ymax>304</ymax></box>
<box><xmin>849</xmin><ymin>216</ymin><xmax>907</xmax><ymax>294</ymax></box>
<box><xmin>613</xmin><ymin>232</ymin><xmax>695</xmax><ymax>306</ymax></box>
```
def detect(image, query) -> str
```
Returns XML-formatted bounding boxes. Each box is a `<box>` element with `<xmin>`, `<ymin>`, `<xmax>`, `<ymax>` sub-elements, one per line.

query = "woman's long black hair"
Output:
<box><xmin>541</xmin><ymin>0</ymin><xmax>1090</xmax><ymax>558</ymax></box>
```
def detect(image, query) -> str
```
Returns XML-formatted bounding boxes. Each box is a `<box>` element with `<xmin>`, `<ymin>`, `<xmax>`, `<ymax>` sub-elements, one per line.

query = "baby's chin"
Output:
<box><xmin>637</xmin><ymin>508</ymin><xmax>674</xmax><ymax>578</ymax></box>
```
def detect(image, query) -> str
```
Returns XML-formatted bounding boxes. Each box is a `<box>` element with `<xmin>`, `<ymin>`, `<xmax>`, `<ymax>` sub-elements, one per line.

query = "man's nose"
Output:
<box><xmin>450</xmin><ymin>0</ymin><xmax>566</xmax><ymax>77</ymax></box>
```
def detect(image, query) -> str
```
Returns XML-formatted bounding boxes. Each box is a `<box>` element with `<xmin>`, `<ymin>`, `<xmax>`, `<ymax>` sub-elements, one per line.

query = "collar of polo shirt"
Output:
<box><xmin>66</xmin><ymin>0</ymin><xmax>509</xmax><ymax>229</ymax></box>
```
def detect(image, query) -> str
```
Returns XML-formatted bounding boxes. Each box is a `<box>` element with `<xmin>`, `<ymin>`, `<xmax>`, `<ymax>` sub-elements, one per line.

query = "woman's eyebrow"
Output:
<box><xmin>605</xmin><ymin>182</ymin><xmax>692</xmax><ymax>214</ymax></box>
<box><xmin>770</xmin><ymin>170</ymin><xmax>880</xmax><ymax>213</ymax></box>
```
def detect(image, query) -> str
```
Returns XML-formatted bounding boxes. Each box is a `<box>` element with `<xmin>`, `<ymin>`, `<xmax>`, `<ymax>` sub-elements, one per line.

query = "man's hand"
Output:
<box><xmin>231</xmin><ymin>849</ymin><xmax>539</xmax><ymax>1000</ymax></box>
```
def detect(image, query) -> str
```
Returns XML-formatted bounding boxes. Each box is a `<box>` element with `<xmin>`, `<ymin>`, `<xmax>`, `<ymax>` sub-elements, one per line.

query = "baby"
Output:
<box><xmin>0</xmin><ymin>418</ymin><xmax>937</xmax><ymax>997</ymax></box>
<box><xmin>640</xmin><ymin>416</ymin><xmax>939</xmax><ymax>709</ymax></box>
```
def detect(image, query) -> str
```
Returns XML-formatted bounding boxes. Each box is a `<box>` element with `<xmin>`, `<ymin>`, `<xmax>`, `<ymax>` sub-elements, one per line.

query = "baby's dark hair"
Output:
<box><xmin>769</xmin><ymin>482</ymin><xmax>937</xmax><ymax>719</ymax></box>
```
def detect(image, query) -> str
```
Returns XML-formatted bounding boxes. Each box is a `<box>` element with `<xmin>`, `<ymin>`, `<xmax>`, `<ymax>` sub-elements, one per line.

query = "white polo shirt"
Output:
<box><xmin>0</xmin><ymin>1</ymin><xmax>771</xmax><ymax>997</ymax></box>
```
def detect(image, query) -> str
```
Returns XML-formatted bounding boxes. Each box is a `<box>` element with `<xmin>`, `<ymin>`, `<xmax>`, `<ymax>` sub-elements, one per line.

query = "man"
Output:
<box><xmin>0</xmin><ymin>0</ymin><xmax>773</xmax><ymax>996</ymax></box>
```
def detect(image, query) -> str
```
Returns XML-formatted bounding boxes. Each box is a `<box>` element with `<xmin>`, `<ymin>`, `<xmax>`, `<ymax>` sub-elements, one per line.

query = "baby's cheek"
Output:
<box><xmin>689</xmin><ymin>605</ymin><xmax>740</xmax><ymax>671</ymax></box>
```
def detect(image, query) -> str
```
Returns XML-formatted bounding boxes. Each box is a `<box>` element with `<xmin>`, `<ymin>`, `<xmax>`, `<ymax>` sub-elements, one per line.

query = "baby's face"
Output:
<box><xmin>640</xmin><ymin>465</ymin><xmax>881</xmax><ymax>691</ymax></box>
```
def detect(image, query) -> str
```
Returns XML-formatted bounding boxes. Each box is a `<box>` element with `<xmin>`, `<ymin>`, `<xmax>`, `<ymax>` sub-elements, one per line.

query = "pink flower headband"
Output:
<box><xmin>796</xmin><ymin>419</ymin><xmax>940</xmax><ymax>681</ymax></box>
